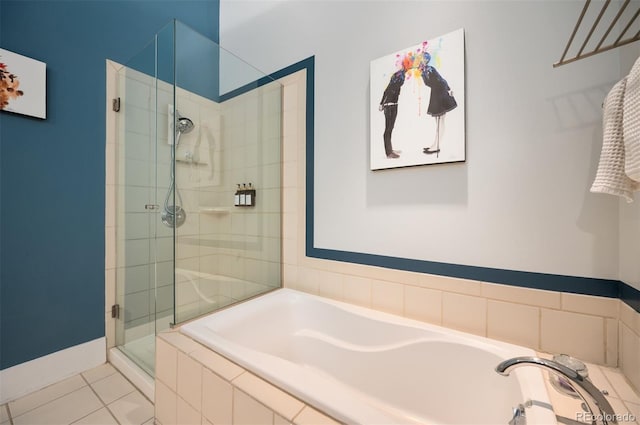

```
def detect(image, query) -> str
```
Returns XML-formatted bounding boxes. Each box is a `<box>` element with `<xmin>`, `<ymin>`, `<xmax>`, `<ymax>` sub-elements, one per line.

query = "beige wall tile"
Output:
<box><xmin>156</xmin><ymin>337</ymin><xmax>178</xmax><ymax>391</ymax></box>
<box><xmin>233</xmin><ymin>389</ymin><xmax>274</xmax><ymax>425</ymax></box>
<box><xmin>106</xmin><ymin>312</ymin><xmax>116</xmax><ymax>350</ymax></box>
<box><xmin>202</xmin><ymin>368</ymin><xmax>233</xmax><ymax>425</ymax></box>
<box><xmin>621</xmin><ymin>303</ymin><xmax>640</xmax><ymax>335</ymax></box>
<box><xmin>561</xmin><ymin>293</ymin><xmax>619</xmax><ymax>318</ymax></box>
<box><xmin>317</xmin><ymin>271</ymin><xmax>344</xmax><ymax>301</ymax></box>
<box><xmin>619</xmin><ymin>323</ymin><xmax>640</xmax><ymax>396</ymax></box>
<box><xmin>420</xmin><ymin>274</ymin><xmax>481</xmax><ymax>296</ymax></box>
<box><xmin>606</xmin><ymin>318</ymin><xmax>619</xmax><ymax>367</ymax></box>
<box><xmin>155</xmin><ymin>380</ymin><xmax>177</xmax><ymax>425</ymax></box>
<box><xmin>177</xmin><ymin>352</ymin><xmax>202</xmax><ymax>411</ymax></box>
<box><xmin>176</xmin><ymin>396</ymin><xmax>200</xmax><ymax>425</ymax></box>
<box><xmin>487</xmin><ymin>300</ymin><xmax>539</xmax><ymax>349</ymax></box>
<box><xmin>342</xmin><ymin>275</ymin><xmax>371</xmax><ymax>307</ymax></box>
<box><xmin>371</xmin><ymin>279</ymin><xmax>403</xmax><ymax>316</ymax></box>
<box><xmin>541</xmin><ymin>309</ymin><xmax>605</xmax><ymax>364</ymax></box>
<box><xmin>283</xmin><ymin>264</ymin><xmax>299</xmax><ymax>289</ymax></box>
<box><xmin>296</xmin><ymin>267</ymin><xmax>320</xmax><ymax>295</ymax></box>
<box><xmin>403</xmin><ymin>285</ymin><xmax>442</xmax><ymax>325</ymax></box>
<box><xmin>283</xmin><ymin>234</ymin><xmax>297</xmax><ymax>266</ymax></box>
<box><xmin>482</xmin><ymin>282</ymin><xmax>561</xmax><ymax>309</ymax></box>
<box><xmin>233</xmin><ymin>373</ymin><xmax>304</xmax><ymax>421</ymax></box>
<box><xmin>442</xmin><ymin>292</ymin><xmax>487</xmax><ymax>336</ymax></box>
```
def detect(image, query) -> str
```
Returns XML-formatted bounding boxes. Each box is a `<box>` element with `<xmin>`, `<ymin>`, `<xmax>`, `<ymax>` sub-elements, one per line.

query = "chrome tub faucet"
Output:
<box><xmin>496</xmin><ymin>356</ymin><xmax>618</xmax><ymax>425</ymax></box>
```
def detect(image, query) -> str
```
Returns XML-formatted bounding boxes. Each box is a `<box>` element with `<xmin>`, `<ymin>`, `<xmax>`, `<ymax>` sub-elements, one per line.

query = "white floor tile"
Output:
<box><xmin>82</xmin><ymin>363</ymin><xmax>117</xmax><ymax>384</ymax></box>
<box><xmin>12</xmin><ymin>386</ymin><xmax>102</xmax><ymax>425</ymax></box>
<box><xmin>9</xmin><ymin>375</ymin><xmax>86</xmax><ymax>417</ymax></box>
<box><xmin>108</xmin><ymin>391</ymin><xmax>154</xmax><ymax>425</ymax></box>
<box><xmin>90</xmin><ymin>372</ymin><xmax>135</xmax><ymax>405</ymax></box>
<box><xmin>71</xmin><ymin>407</ymin><xmax>118</xmax><ymax>425</ymax></box>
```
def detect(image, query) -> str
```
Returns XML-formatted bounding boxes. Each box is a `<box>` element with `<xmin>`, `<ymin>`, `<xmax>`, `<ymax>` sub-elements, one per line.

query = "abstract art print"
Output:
<box><xmin>0</xmin><ymin>48</ymin><xmax>46</xmax><ymax>119</ymax></box>
<box><xmin>370</xmin><ymin>28</ymin><xmax>465</xmax><ymax>170</ymax></box>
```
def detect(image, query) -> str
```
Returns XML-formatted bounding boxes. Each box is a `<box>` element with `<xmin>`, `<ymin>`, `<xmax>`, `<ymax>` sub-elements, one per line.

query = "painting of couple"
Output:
<box><xmin>370</xmin><ymin>29</ymin><xmax>465</xmax><ymax>170</ymax></box>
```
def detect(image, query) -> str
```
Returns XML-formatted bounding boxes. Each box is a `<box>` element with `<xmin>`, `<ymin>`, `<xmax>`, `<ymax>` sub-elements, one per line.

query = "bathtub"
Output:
<box><xmin>181</xmin><ymin>288</ymin><xmax>557</xmax><ymax>425</ymax></box>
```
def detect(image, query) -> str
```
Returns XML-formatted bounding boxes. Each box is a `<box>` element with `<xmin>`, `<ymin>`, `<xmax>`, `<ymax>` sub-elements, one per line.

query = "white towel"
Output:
<box><xmin>590</xmin><ymin>77</ymin><xmax>640</xmax><ymax>202</ymax></box>
<box><xmin>623</xmin><ymin>56</ymin><xmax>640</xmax><ymax>182</ymax></box>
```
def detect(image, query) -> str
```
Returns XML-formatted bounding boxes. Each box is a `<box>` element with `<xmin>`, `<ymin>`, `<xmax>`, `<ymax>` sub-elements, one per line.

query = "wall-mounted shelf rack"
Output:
<box><xmin>555</xmin><ymin>0</ymin><xmax>640</xmax><ymax>68</ymax></box>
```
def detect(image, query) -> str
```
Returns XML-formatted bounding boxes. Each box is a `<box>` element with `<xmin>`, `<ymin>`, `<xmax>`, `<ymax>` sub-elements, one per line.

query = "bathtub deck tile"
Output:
<box><xmin>275</xmin><ymin>413</ymin><xmax>292</xmax><ymax>425</ymax></box>
<box><xmin>159</xmin><ymin>330</ymin><xmax>203</xmax><ymax>354</ymax></box>
<box><xmin>623</xmin><ymin>400</ymin><xmax>640</xmax><ymax>425</ymax></box>
<box><xmin>190</xmin><ymin>346</ymin><xmax>244</xmax><ymax>382</ymax></box>
<box><xmin>293</xmin><ymin>406</ymin><xmax>341</xmax><ymax>425</ymax></box>
<box><xmin>233</xmin><ymin>372</ymin><xmax>305</xmax><ymax>421</ymax></box>
<box><xmin>602</xmin><ymin>367</ymin><xmax>640</xmax><ymax>404</ymax></box>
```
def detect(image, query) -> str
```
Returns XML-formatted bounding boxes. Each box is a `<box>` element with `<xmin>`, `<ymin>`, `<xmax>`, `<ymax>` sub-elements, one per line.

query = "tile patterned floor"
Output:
<box><xmin>1</xmin><ymin>363</ymin><xmax>153</xmax><ymax>425</ymax></box>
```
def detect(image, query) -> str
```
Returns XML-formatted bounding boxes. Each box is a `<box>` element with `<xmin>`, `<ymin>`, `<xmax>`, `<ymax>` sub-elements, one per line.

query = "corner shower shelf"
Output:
<box><xmin>176</xmin><ymin>158</ymin><xmax>208</xmax><ymax>166</ymax></box>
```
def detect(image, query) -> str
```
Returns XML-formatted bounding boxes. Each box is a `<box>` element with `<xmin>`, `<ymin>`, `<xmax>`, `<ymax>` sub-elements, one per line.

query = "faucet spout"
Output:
<box><xmin>496</xmin><ymin>356</ymin><xmax>617</xmax><ymax>425</ymax></box>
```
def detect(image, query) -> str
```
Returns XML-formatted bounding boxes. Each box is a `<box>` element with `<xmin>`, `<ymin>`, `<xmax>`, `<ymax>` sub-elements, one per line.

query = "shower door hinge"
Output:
<box><xmin>112</xmin><ymin>97</ymin><xmax>121</xmax><ymax>112</ymax></box>
<box><xmin>111</xmin><ymin>304</ymin><xmax>120</xmax><ymax>319</ymax></box>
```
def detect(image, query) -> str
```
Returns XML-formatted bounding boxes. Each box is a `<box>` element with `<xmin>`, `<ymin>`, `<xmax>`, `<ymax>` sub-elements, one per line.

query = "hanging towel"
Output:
<box><xmin>591</xmin><ymin>77</ymin><xmax>639</xmax><ymax>202</ymax></box>
<box><xmin>623</xmin><ymin>56</ymin><xmax>640</xmax><ymax>182</ymax></box>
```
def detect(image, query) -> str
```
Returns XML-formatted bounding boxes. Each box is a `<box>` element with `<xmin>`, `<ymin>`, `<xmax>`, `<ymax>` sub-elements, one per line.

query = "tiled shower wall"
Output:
<box><xmin>278</xmin><ymin>70</ymin><xmax>640</xmax><ymax>393</ymax></box>
<box><xmin>173</xmin><ymin>80</ymin><xmax>282</xmax><ymax>323</ymax></box>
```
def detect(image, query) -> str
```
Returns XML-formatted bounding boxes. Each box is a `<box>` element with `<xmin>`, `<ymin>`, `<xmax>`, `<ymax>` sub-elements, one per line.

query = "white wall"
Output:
<box><xmin>221</xmin><ymin>1</ymin><xmax>628</xmax><ymax>281</ymax></box>
<box><xmin>619</xmin><ymin>44</ymin><xmax>640</xmax><ymax>291</ymax></box>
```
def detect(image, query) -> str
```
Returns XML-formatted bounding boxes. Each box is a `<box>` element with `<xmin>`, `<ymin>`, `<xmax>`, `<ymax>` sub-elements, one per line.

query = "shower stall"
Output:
<box><xmin>111</xmin><ymin>20</ymin><xmax>283</xmax><ymax>378</ymax></box>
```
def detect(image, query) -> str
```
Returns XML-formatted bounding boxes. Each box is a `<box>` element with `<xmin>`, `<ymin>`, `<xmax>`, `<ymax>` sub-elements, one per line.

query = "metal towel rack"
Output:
<box><xmin>554</xmin><ymin>0</ymin><xmax>640</xmax><ymax>68</ymax></box>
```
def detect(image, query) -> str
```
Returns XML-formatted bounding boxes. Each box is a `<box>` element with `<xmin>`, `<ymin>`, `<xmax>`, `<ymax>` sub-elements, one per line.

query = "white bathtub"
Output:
<box><xmin>181</xmin><ymin>288</ymin><xmax>557</xmax><ymax>425</ymax></box>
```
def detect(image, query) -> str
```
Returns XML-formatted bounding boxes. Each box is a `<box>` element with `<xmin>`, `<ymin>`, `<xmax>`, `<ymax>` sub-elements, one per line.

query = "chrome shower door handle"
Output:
<box><xmin>144</xmin><ymin>204</ymin><xmax>159</xmax><ymax>210</ymax></box>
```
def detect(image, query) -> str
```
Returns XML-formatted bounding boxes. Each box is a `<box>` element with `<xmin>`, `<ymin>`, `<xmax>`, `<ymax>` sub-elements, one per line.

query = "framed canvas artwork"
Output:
<box><xmin>0</xmin><ymin>48</ymin><xmax>46</xmax><ymax>119</ymax></box>
<box><xmin>370</xmin><ymin>28</ymin><xmax>465</xmax><ymax>170</ymax></box>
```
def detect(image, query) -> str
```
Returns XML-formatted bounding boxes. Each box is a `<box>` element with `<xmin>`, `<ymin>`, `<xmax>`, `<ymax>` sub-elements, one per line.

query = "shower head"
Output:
<box><xmin>177</xmin><ymin>116</ymin><xmax>194</xmax><ymax>135</ymax></box>
<box><xmin>175</xmin><ymin>111</ymin><xmax>195</xmax><ymax>145</ymax></box>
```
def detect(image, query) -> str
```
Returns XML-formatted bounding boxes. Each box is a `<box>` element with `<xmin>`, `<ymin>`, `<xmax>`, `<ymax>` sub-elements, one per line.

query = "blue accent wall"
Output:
<box><xmin>0</xmin><ymin>0</ymin><xmax>219</xmax><ymax>370</ymax></box>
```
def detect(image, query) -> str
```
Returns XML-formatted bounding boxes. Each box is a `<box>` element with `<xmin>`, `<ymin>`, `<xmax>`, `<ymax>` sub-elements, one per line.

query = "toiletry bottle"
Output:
<box><xmin>246</xmin><ymin>183</ymin><xmax>254</xmax><ymax>206</ymax></box>
<box><xmin>240</xmin><ymin>184</ymin><xmax>247</xmax><ymax>206</ymax></box>
<box><xmin>234</xmin><ymin>184</ymin><xmax>241</xmax><ymax>206</ymax></box>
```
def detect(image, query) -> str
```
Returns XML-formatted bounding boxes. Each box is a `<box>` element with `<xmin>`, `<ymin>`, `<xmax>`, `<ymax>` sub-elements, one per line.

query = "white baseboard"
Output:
<box><xmin>0</xmin><ymin>337</ymin><xmax>106</xmax><ymax>404</ymax></box>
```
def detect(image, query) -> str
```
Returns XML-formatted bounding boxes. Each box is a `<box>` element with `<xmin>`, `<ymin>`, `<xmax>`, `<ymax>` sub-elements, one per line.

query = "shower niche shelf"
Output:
<box><xmin>199</xmin><ymin>206</ymin><xmax>231</xmax><ymax>215</ymax></box>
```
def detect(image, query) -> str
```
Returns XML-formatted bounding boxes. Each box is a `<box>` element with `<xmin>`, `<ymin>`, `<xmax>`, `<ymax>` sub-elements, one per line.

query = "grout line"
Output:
<box><xmin>8</xmin><ymin>376</ymin><xmax>89</xmax><ymax>420</ymax></box>
<box><xmin>6</xmin><ymin>403</ymin><xmax>14</xmax><ymax>425</ymax></box>
<box><xmin>78</xmin><ymin>373</ymin><xmax>117</xmax><ymax>425</ymax></box>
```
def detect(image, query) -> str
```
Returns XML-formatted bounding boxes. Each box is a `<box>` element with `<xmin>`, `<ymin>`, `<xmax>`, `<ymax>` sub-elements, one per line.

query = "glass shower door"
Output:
<box><xmin>114</xmin><ymin>28</ymin><xmax>168</xmax><ymax>376</ymax></box>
